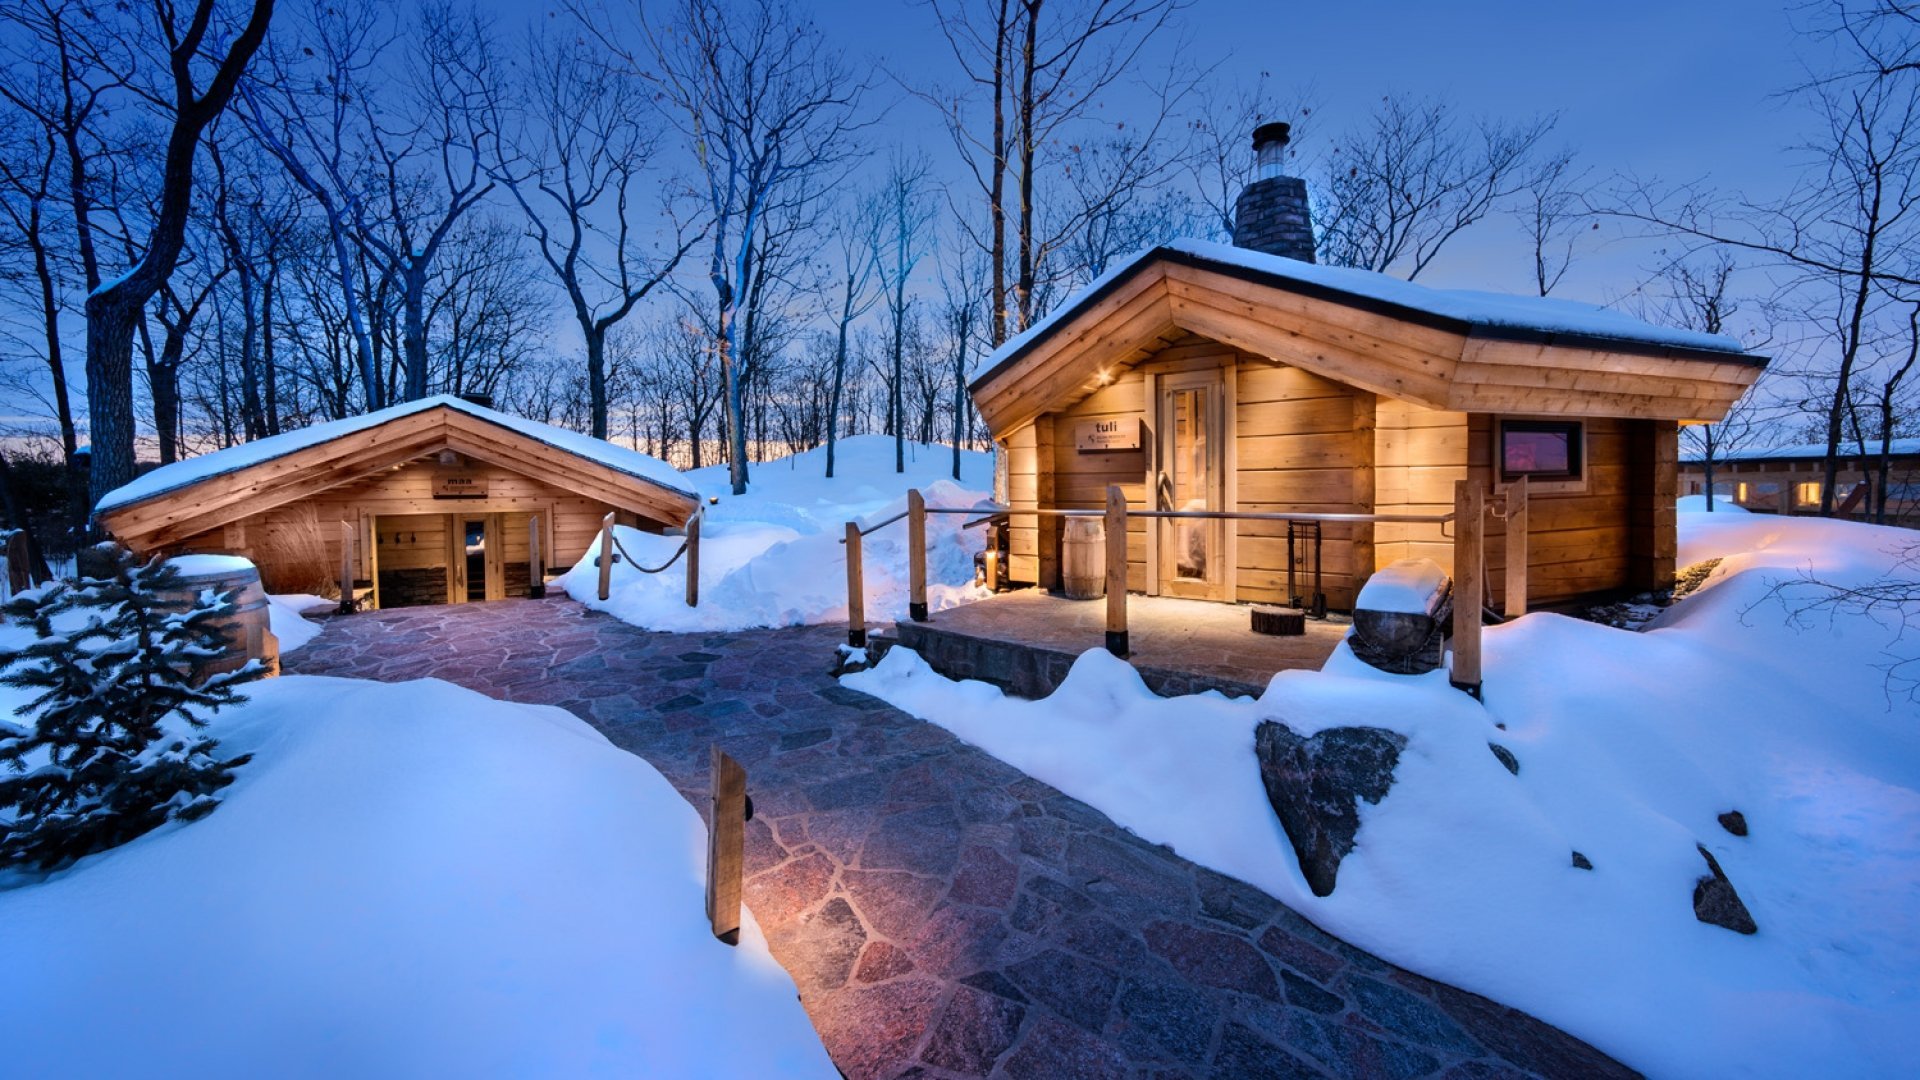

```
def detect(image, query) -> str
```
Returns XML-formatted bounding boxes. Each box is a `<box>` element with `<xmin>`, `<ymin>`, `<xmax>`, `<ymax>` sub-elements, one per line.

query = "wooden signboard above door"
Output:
<box><xmin>433</xmin><ymin>472</ymin><xmax>488</xmax><ymax>499</ymax></box>
<box><xmin>1075</xmin><ymin>418</ymin><xmax>1143</xmax><ymax>453</ymax></box>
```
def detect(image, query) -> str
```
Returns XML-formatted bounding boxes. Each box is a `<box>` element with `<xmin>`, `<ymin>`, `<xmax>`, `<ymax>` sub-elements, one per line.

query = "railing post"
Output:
<box><xmin>685</xmin><ymin>513</ymin><xmax>701</xmax><ymax>608</ymax></box>
<box><xmin>705</xmin><ymin>746</ymin><xmax>747</xmax><ymax>946</ymax></box>
<box><xmin>528</xmin><ymin>515</ymin><xmax>546</xmax><ymax>599</ymax></box>
<box><xmin>908</xmin><ymin>488</ymin><xmax>928</xmax><ymax>621</ymax></box>
<box><xmin>338</xmin><ymin>521</ymin><xmax>355</xmax><ymax>614</ymax></box>
<box><xmin>1452</xmin><ymin>480</ymin><xmax>1484</xmax><ymax>698</ymax></box>
<box><xmin>1504</xmin><ymin>476</ymin><xmax>1528</xmax><ymax>619</ymax></box>
<box><xmin>597</xmin><ymin>512</ymin><xmax>616</xmax><ymax>602</ymax></box>
<box><xmin>845</xmin><ymin>520</ymin><xmax>866</xmax><ymax>647</ymax></box>
<box><xmin>1105</xmin><ymin>485</ymin><xmax>1129</xmax><ymax>657</ymax></box>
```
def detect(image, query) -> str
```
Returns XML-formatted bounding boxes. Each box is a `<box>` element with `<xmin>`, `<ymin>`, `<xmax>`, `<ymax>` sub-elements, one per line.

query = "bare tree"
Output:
<box><xmin>487</xmin><ymin>23</ymin><xmax>696</xmax><ymax>440</ymax></box>
<box><xmin>1315</xmin><ymin>94</ymin><xmax>1555</xmax><ymax>280</ymax></box>
<box><xmin>923</xmin><ymin>0</ymin><xmax>1188</xmax><ymax>342</ymax></box>
<box><xmin>1644</xmin><ymin>251</ymin><xmax>1761</xmax><ymax>510</ymax></box>
<box><xmin>82</xmin><ymin>0</ymin><xmax>275</xmax><ymax>504</ymax></box>
<box><xmin>822</xmin><ymin>199</ymin><xmax>882</xmax><ymax>478</ymax></box>
<box><xmin>872</xmin><ymin>152</ymin><xmax>938</xmax><ymax>473</ymax></box>
<box><xmin>1515</xmin><ymin>148</ymin><xmax>1588</xmax><ymax>297</ymax></box>
<box><xmin>937</xmin><ymin>242</ymin><xmax>985</xmax><ymax>479</ymax></box>
<box><xmin>602</xmin><ymin>0</ymin><xmax>866</xmax><ymax>494</ymax></box>
<box><xmin>1189</xmin><ymin>75</ymin><xmax>1314</xmax><ymax>242</ymax></box>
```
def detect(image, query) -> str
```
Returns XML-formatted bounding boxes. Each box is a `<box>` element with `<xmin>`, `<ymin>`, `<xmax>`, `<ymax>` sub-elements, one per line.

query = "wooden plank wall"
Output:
<box><xmin>1471</xmin><ymin>415</ymin><xmax>1641</xmax><ymax>606</ymax></box>
<box><xmin>1234</xmin><ymin>360</ymin><xmax>1364</xmax><ymax>609</ymax></box>
<box><xmin>1047</xmin><ymin>371</ymin><xmax>1150</xmax><ymax>591</ymax></box>
<box><xmin>1374</xmin><ymin>398</ymin><xmax>1469</xmax><ymax>574</ymax></box>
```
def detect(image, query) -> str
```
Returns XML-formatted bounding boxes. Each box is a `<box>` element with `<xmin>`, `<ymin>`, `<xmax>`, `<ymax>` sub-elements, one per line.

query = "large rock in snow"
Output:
<box><xmin>1693</xmin><ymin>845</ymin><xmax>1758</xmax><ymax>935</ymax></box>
<box><xmin>1254</xmin><ymin>721</ymin><xmax>1407</xmax><ymax>897</ymax></box>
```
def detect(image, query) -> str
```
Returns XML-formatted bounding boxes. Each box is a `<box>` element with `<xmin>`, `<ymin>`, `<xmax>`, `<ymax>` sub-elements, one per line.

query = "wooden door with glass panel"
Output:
<box><xmin>1154</xmin><ymin>370</ymin><xmax>1228</xmax><ymax>600</ymax></box>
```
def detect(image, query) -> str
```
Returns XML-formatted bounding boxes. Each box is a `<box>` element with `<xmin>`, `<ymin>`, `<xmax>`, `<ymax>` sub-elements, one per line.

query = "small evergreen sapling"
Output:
<box><xmin>0</xmin><ymin>545</ymin><xmax>261</xmax><ymax>871</ymax></box>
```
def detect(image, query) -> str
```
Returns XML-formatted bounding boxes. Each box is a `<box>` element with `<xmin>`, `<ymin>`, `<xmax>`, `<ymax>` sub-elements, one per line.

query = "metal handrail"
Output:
<box><xmin>923</xmin><ymin>504</ymin><xmax>1455</xmax><ymax>525</ymax></box>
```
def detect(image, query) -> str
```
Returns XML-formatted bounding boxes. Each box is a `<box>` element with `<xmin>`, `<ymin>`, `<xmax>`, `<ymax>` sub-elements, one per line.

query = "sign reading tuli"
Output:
<box><xmin>1075</xmin><ymin>418</ymin><xmax>1143</xmax><ymax>452</ymax></box>
<box><xmin>434</xmin><ymin>473</ymin><xmax>488</xmax><ymax>499</ymax></box>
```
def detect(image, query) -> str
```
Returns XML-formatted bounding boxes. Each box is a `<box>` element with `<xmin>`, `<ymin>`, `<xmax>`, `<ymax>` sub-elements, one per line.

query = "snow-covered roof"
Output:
<box><xmin>1680</xmin><ymin>437</ymin><xmax>1920</xmax><ymax>465</ymax></box>
<box><xmin>97</xmin><ymin>394</ymin><xmax>697</xmax><ymax>513</ymax></box>
<box><xmin>974</xmin><ymin>238</ymin><xmax>1752</xmax><ymax>383</ymax></box>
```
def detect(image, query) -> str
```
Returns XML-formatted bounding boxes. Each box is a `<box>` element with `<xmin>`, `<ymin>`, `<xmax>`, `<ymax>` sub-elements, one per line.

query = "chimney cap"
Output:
<box><xmin>1251</xmin><ymin>122</ymin><xmax>1292</xmax><ymax>151</ymax></box>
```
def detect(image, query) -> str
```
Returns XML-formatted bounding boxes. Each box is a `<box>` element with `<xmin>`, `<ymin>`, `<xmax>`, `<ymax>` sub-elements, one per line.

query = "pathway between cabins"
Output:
<box><xmin>288</xmin><ymin>598</ymin><xmax>1633</xmax><ymax>1080</ymax></box>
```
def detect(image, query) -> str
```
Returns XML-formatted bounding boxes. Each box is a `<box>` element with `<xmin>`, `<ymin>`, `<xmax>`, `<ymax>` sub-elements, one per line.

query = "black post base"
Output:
<box><xmin>1450</xmin><ymin>679</ymin><xmax>1483</xmax><ymax>700</ymax></box>
<box><xmin>530</xmin><ymin>584</ymin><xmax>547</xmax><ymax>600</ymax></box>
<box><xmin>1105</xmin><ymin>630</ymin><xmax>1129</xmax><ymax>657</ymax></box>
<box><xmin>909</xmin><ymin>601</ymin><xmax>928</xmax><ymax>622</ymax></box>
<box><xmin>849</xmin><ymin>628</ymin><xmax>868</xmax><ymax>648</ymax></box>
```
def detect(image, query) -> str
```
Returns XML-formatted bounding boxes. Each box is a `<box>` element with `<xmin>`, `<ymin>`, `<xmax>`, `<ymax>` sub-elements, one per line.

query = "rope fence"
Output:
<box><xmin>595</xmin><ymin>511</ymin><xmax>701</xmax><ymax>608</ymax></box>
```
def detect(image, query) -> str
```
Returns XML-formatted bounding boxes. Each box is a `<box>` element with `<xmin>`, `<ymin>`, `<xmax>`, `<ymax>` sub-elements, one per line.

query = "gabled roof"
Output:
<box><xmin>96</xmin><ymin>395</ymin><xmax>699</xmax><ymax>549</ymax></box>
<box><xmin>969</xmin><ymin>240</ymin><xmax>1767</xmax><ymax>434</ymax></box>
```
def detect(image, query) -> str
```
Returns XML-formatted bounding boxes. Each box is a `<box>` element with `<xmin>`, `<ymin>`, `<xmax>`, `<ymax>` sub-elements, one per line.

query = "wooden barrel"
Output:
<box><xmin>1061</xmin><ymin>517</ymin><xmax>1106</xmax><ymax>600</ymax></box>
<box><xmin>162</xmin><ymin>556</ymin><xmax>280</xmax><ymax>679</ymax></box>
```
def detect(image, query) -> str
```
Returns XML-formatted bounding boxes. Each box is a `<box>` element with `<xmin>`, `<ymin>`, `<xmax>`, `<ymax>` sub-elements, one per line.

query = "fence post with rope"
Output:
<box><xmin>594</xmin><ymin>511</ymin><xmax>699</xmax><ymax>607</ymax></box>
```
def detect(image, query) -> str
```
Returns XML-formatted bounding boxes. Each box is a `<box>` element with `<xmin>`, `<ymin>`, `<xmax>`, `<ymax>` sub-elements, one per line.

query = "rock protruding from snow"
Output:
<box><xmin>1489</xmin><ymin>743</ymin><xmax>1520</xmax><ymax>775</ymax></box>
<box><xmin>1718</xmin><ymin>810</ymin><xmax>1748</xmax><ymax>837</ymax></box>
<box><xmin>1351</xmin><ymin>559</ymin><xmax>1452</xmax><ymax>675</ymax></box>
<box><xmin>1254</xmin><ymin>720</ymin><xmax>1407</xmax><ymax>897</ymax></box>
<box><xmin>1693</xmin><ymin>845</ymin><xmax>1758</xmax><ymax>935</ymax></box>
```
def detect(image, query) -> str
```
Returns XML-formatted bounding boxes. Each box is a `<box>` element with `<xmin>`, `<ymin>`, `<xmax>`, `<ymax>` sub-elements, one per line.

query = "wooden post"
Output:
<box><xmin>907</xmin><ymin>488</ymin><xmax>928</xmax><ymax>621</ymax></box>
<box><xmin>528</xmin><ymin>516</ymin><xmax>545</xmax><ymax>599</ymax></box>
<box><xmin>1452</xmin><ymin>480</ymin><xmax>1484</xmax><ymax>698</ymax></box>
<box><xmin>845</xmin><ymin>520</ymin><xmax>866</xmax><ymax>647</ymax></box>
<box><xmin>1503</xmin><ymin>476</ymin><xmax>1528</xmax><ymax>619</ymax></box>
<box><xmin>984</xmin><ymin>546</ymin><xmax>1001</xmax><ymax>592</ymax></box>
<box><xmin>1105</xmin><ymin>485</ymin><xmax>1129</xmax><ymax>657</ymax></box>
<box><xmin>685</xmin><ymin>513</ymin><xmax>701</xmax><ymax>608</ymax></box>
<box><xmin>337</xmin><ymin>521</ymin><xmax>355</xmax><ymax>614</ymax></box>
<box><xmin>705</xmin><ymin>746</ymin><xmax>747</xmax><ymax>946</ymax></box>
<box><xmin>596</xmin><ymin>511</ymin><xmax>616</xmax><ymax>602</ymax></box>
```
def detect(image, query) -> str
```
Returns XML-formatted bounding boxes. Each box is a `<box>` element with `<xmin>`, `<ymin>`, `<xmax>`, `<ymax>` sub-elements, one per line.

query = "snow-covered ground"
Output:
<box><xmin>562</xmin><ymin>435</ymin><xmax>994</xmax><ymax>632</ymax></box>
<box><xmin>0</xmin><ymin>675</ymin><xmax>836</xmax><ymax>1078</ymax></box>
<box><xmin>846</xmin><ymin>512</ymin><xmax>1920</xmax><ymax>1078</ymax></box>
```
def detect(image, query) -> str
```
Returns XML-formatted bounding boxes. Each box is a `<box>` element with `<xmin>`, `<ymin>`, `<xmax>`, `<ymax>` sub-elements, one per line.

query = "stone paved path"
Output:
<box><xmin>288</xmin><ymin>598</ymin><xmax>1634</xmax><ymax>1080</ymax></box>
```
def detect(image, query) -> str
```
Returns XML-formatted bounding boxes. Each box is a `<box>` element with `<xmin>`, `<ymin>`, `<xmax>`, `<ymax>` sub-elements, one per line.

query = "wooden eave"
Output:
<box><xmin>97</xmin><ymin>405</ymin><xmax>697</xmax><ymax>550</ymax></box>
<box><xmin>969</xmin><ymin>249</ymin><xmax>1768</xmax><ymax>434</ymax></box>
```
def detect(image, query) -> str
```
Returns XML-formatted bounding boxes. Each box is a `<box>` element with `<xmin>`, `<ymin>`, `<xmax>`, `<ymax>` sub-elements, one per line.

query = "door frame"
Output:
<box><xmin>1144</xmin><ymin>359</ymin><xmax>1236</xmax><ymax>602</ymax></box>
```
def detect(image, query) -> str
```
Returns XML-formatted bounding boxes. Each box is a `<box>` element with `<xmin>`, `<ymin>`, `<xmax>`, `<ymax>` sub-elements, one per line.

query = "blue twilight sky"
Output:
<box><xmin>770</xmin><ymin>0</ymin><xmax>1811</xmax><ymax>308</ymax></box>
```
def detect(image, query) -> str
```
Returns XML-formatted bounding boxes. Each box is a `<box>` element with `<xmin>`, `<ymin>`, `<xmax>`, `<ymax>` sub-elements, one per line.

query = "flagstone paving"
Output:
<box><xmin>288</xmin><ymin>597</ymin><xmax>1636</xmax><ymax>1080</ymax></box>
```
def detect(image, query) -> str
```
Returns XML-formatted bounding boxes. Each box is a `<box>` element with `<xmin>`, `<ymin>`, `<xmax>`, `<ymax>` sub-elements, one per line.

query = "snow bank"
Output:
<box><xmin>847</xmin><ymin>514</ymin><xmax>1920</xmax><ymax>1078</ymax></box>
<box><xmin>0</xmin><ymin>675</ymin><xmax>835</xmax><ymax>1078</ymax></box>
<box><xmin>266</xmin><ymin>593</ymin><xmax>328</xmax><ymax>652</ymax></box>
<box><xmin>97</xmin><ymin>395</ymin><xmax>694</xmax><ymax>512</ymax></box>
<box><xmin>165</xmin><ymin>553</ymin><xmax>259</xmax><ymax>576</ymax></box>
<box><xmin>562</xmin><ymin>436</ymin><xmax>994</xmax><ymax>631</ymax></box>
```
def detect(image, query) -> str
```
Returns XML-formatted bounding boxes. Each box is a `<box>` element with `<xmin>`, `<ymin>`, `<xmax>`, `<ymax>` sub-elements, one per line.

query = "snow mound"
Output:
<box><xmin>0</xmin><ymin>675</ymin><xmax>835</xmax><ymax>1078</ymax></box>
<box><xmin>848</xmin><ymin>513</ymin><xmax>1920</xmax><ymax>1078</ymax></box>
<box><xmin>1354</xmin><ymin>557</ymin><xmax>1448</xmax><ymax>614</ymax></box>
<box><xmin>563</xmin><ymin>437</ymin><xmax>995</xmax><ymax>632</ymax></box>
<box><xmin>266</xmin><ymin>594</ymin><xmax>326</xmax><ymax>652</ymax></box>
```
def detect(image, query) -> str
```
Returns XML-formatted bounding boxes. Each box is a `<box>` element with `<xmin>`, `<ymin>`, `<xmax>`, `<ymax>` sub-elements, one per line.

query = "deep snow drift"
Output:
<box><xmin>562</xmin><ymin>435</ymin><xmax>994</xmax><ymax>632</ymax></box>
<box><xmin>847</xmin><ymin>512</ymin><xmax>1920</xmax><ymax>1078</ymax></box>
<box><xmin>0</xmin><ymin>676</ymin><xmax>836</xmax><ymax>1078</ymax></box>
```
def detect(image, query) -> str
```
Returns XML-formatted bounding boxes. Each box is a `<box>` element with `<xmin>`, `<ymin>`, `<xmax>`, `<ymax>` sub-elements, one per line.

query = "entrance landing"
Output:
<box><xmin>890</xmin><ymin>590</ymin><xmax>1349</xmax><ymax>699</ymax></box>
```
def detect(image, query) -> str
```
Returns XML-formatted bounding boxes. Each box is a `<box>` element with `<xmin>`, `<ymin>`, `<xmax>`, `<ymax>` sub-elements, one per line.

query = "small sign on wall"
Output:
<box><xmin>434</xmin><ymin>473</ymin><xmax>488</xmax><ymax>499</ymax></box>
<box><xmin>1075</xmin><ymin>418</ymin><xmax>1143</xmax><ymax>453</ymax></box>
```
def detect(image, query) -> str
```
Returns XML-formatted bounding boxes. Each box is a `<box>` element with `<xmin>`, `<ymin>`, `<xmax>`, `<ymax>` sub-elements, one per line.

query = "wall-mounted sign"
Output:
<box><xmin>434</xmin><ymin>473</ymin><xmax>488</xmax><ymax>499</ymax></box>
<box><xmin>1075</xmin><ymin>418</ymin><xmax>1143</xmax><ymax>452</ymax></box>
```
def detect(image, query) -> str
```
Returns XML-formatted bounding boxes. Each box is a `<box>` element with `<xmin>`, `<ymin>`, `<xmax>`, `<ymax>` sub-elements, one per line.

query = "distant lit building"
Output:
<box><xmin>1679</xmin><ymin>437</ymin><xmax>1920</xmax><ymax>526</ymax></box>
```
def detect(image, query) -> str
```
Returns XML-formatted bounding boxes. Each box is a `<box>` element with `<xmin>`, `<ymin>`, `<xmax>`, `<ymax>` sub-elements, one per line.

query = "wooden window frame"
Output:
<box><xmin>1496</xmin><ymin>416</ymin><xmax>1588</xmax><ymax>494</ymax></box>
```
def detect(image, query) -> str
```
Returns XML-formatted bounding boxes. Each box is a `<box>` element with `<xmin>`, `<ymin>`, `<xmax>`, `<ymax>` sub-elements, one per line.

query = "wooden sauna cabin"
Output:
<box><xmin>970</xmin><ymin>239</ymin><xmax>1767</xmax><ymax>612</ymax></box>
<box><xmin>93</xmin><ymin>395</ymin><xmax>699</xmax><ymax>609</ymax></box>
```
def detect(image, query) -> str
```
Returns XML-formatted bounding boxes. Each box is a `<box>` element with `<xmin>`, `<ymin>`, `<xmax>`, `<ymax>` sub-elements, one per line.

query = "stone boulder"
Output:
<box><xmin>1693</xmin><ymin>845</ymin><xmax>1757</xmax><ymax>935</ymax></box>
<box><xmin>1254</xmin><ymin>721</ymin><xmax>1408</xmax><ymax>897</ymax></box>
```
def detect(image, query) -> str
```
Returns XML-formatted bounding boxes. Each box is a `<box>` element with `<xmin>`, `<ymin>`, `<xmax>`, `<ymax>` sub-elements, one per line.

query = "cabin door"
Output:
<box><xmin>1154</xmin><ymin>369</ymin><xmax>1228</xmax><ymax>600</ymax></box>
